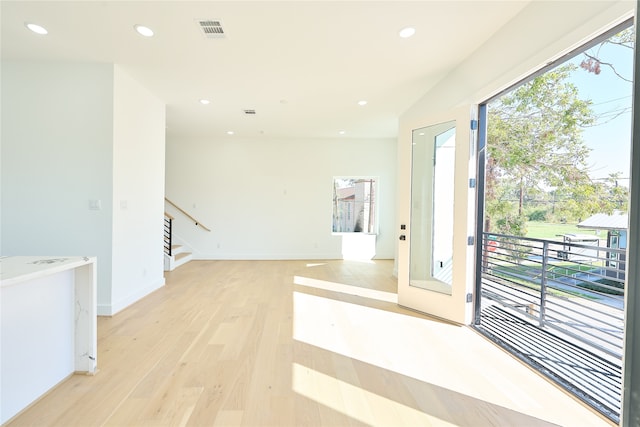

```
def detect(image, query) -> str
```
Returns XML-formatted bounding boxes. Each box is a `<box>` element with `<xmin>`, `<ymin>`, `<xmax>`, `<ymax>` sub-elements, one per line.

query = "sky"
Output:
<box><xmin>567</xmin><ymin>30</ymin><xmax>633</xmax><ymax>185</ymax></box>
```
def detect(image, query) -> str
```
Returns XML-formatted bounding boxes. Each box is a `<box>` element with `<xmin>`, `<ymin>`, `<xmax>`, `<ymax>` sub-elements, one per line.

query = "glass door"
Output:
<box><xmin>398</xmin><ymin>106</ymin><xmax>477</xmax><ymax>324</ymax></box>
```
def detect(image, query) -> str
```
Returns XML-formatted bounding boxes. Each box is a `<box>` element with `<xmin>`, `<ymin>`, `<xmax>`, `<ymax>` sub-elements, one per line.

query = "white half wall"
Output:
<box><xmin>166</xmin><ymin>136</ymin><xmax>396</xmax><ymax>260</ymax></box>
<box><xmin>111</xmin><ymin>65</ymin><xmax>166</xmax><ymax>314</ymax></box>
<box><xmin>0</xmin><ymin>60</ymin><xmax>115</xmax><ymax>307</ymax></box>
<box><xmin>0</xmin><ymin>269</ymin><xmax>74</xmax><ymax>424</ymax></box>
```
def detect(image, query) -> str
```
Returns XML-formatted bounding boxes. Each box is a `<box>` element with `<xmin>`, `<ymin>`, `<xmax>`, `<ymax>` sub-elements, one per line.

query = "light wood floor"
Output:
<box><xmin>7</xmin><ymin>260</ymin><xmax>612</xmax><ymax>426</ymax></box>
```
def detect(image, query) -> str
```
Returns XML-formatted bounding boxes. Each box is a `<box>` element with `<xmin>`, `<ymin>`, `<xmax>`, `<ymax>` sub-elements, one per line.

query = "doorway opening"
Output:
<box><xmin>474</xmin><ymin>18</ymin><xmax>633</xmax><ymax>423</ymax></box>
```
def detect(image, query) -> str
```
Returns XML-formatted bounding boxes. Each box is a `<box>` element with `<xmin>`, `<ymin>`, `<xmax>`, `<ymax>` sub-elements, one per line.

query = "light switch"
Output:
<box><xmin>89</xmin><ymin>199</ymin><xmax>102</xmax><ymax>210</ymax></box>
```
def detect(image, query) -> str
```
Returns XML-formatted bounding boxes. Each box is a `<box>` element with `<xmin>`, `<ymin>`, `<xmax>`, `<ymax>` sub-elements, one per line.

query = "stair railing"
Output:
<box><xmin>164</xmin><ymin>213</ymin><xmax>174</xmax><ymax>256</ymax></box>
<box><xmin>164</xmin><ymin>197</ymin><xmax>212</xmax><ymax>232</ymax></box>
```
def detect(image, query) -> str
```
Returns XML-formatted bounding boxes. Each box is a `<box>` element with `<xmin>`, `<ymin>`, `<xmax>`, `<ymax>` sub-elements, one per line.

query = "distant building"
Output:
<box><xmin>333</xmin><ymin>179</ymin><xmax>376</xmax><ymax>233</ymax></box>
<box><xmin>577</xmin><ymin>212</ymin><xmax>628</xmax><ymax>280</ymax></box>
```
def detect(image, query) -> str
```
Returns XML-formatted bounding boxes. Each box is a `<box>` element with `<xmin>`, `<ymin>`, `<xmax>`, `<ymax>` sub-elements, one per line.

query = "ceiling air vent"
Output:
<box><xmin>243</xmin><ymin>109</ymin><xmax>256</xmax><ymax>115</ymax></box>
<box><xmin>198</xmin><ymin>20</ymin><xmax>225</xmax><ymax>39</ymax></box>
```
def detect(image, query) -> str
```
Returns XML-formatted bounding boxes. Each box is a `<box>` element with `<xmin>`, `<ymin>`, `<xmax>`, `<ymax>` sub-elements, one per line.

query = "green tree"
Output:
<box><xmin>486</xmin><ymin>64</ymin><xmax>595</xmax><ymax>235</ymax></box>
<box><xmin>541</xmin><ymin>174</ymin><xmax>629</xmax><ymax>223</ymax></box>
<box><xmin>580</xmin><ymin>27</ymin><xmax>634</xmax><ymax>83</ymax></box>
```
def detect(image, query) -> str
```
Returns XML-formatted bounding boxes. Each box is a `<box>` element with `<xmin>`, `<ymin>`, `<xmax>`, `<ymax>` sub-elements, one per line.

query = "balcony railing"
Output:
<box><xmin>476</xmin><ymin>231</ymin><xmax>625</xmax><ymax>422</ymax></box>
<box><xmin>479</xmin><ymin>232</ymin><xmax>625</xmax><ymax>357</ymax></box>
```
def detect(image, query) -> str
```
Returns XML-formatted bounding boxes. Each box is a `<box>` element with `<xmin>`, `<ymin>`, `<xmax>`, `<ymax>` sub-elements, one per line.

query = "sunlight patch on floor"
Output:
<box><xmin>291</xmin><ymin>290</ymin><xmax>607</xmax><ymax>426</ymax></box>
<box><xmin>292</xmin><ymin>362</ymin><xmax>453</xmax><ymax>427</ymax></box>
<box><xmin>292</xmin><ymin>290</ymin><xmax>459</xmax><ymax>390</ymax></box>
<box><xmin>294</xmin><ymin>275</ymin><xmax>397</xmax><ymax>303</ymax></box>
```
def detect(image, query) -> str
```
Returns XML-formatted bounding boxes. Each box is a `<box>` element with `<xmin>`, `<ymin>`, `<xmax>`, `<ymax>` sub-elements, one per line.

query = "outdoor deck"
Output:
<box><xmin>476</xmin><ymin>303</ymin><xmax>622</xmax><ymax>422</ymax></box>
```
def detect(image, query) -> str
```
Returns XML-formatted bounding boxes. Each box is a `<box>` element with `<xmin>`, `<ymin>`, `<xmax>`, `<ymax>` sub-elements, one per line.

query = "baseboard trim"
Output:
<box><xmin>98</xmin><ymin>277</ymin><xmax>166</xmax><ymax>316</ymax></box>
<box><xmin>97</xmin><ymin>304</ymin><xmax>112</xmax><ymax>316</ymax></box>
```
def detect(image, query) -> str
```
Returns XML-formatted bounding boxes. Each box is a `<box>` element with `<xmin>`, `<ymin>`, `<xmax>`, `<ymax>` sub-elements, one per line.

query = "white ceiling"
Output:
<box><xmin>1</xmin><ymin>1</ymin><xmax>531</xmax><ymax>140</ymax></box>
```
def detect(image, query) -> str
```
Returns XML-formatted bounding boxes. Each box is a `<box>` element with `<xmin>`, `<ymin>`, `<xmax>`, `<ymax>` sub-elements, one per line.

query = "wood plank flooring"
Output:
<box><xmin>5</xmin><ymin>260</ymin><xmax>613</xmax><ymax>426</ymax></box>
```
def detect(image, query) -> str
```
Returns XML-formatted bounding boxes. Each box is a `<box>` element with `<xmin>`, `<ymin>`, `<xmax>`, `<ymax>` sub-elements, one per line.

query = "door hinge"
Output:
<box><xmin>467</xmin><ymin>236</ymin><xmax>474</xmax><ymax>246</ymax></box>
<box><xmin>470</xmin><ymin>119</ymin><xmax>478</xmax><ymax>130</ymax></box>
<box><xmin>469</xmin><ymin>178</ymin><xmax>476</xmax><ymax>188</ymax></box>
<box><xmin>466</xmin><ymin>293</ymin><xmax>473</xmax><ymax>303</ymax></box>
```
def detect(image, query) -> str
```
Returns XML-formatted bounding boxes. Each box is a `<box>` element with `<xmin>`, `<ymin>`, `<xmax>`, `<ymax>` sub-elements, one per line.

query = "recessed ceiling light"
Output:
<box><xmin>358</xmin><ymin>100</ymin><xmax>367</xmax><ymax>106</ymax></box>
<box><xmin>399</xmin><ymin>27</ymin><xmax>416</xmax><ymax>38</ymax></box>
<box><xmin>134</xmin><ymin>25</ymin><xmax>154</xmax><ymax>37</ymax></box>
<box><xmin>199</xmin><ymin>99</ymin><xmax>210</xmax><ymax>105</ymax></box>
<box><xmin>339</xmin><ymin>130</ymin><xmax>346</xmax><ymax>135</ymax></box>
<box><xmin>25</xmin><ymin>23</ymin><xmax>48</xmax><ymax>35</ymax></box>
<box><xmin>227</xmin><ymin>131</ymin><xmax>235</xmax><ymax>135</ymax></box>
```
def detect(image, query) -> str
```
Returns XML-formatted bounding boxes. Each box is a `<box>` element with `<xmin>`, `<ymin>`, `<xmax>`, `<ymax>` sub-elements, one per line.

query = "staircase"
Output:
<box><xmin>164</xmin><ymin>212</ymin><xmax>193</xmax><ymax>271</ymax></box>
<box><xmin>164</xmin><ymin>243</ymin><xmax>193</xmax><ymax>271</ymax></box>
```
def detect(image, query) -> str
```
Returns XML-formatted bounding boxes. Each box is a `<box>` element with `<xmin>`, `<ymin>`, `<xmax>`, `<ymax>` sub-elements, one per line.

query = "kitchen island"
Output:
<box><xmin>0</xmin><ymin>256</ymin><xmax>97</xmax><ymax>424</ymax></box>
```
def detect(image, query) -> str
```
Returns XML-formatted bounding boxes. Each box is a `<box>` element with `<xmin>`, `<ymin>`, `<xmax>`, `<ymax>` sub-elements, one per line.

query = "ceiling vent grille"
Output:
<box><xmin>198</xmin><ymin>20</ymin><xmax>225</xmax><ymax>39</ymax></box>
<box><xmin>243</xmin><ymin>109</ymin><xmax>256</xmax><ymax>115</ymax></box>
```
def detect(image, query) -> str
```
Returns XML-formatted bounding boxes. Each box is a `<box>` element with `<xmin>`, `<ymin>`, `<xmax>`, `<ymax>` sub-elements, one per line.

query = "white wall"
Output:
<box><xmin>165</xmin><ymin>137</ymin><xmax>396</xmax><ymax>259</ymax></box>
<box><xmin>402</xmin><ymin>1</ymin><xmax>633</xmax><ymax>125</ymax></box>
<box><xmin>111</xmin><ymin>66</ymin><xmax>166</xmax><ymax>314</ymax></box>
<box><xmin>1</xmin><ymin>61</ymin><xmax>167</xmax><ymax>315</ymax></box>
<box><xmin>0</xmin><ymin>61</ymin><xmax>115</xmax><ymax>306</ymax></box>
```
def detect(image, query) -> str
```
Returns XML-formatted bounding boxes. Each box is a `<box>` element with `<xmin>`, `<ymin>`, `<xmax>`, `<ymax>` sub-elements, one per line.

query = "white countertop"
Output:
<box><xmin>0</xmin><ymin>256</ymin><xmax>96</xmax><ymax>288</ymax></box>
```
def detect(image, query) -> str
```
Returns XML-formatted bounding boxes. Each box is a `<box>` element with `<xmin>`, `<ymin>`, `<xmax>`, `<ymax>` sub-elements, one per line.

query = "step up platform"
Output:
<box><xmin>164</xmin><ymin>244</ymin><xmax>193</xmax><ymax>271</ymax></box>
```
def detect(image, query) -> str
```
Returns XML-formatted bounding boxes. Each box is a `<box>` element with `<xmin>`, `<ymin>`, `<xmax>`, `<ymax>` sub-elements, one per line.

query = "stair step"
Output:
<box><xmin>171</xmin><ymin>244</ymin><xmax>188</xmax><ymax>255</ymax></box>
<box><xmin>163</xmin><ymin>243</ymin><xmax>193</xmax><ymax>271</ymax></box>
<box><xmin>175</xmin><ymin>252</ymin><xmax>191</xmax><ymax>261</ymax></box>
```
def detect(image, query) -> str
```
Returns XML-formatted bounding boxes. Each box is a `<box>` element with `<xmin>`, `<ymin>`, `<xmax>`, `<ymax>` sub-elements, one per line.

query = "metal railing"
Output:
<box><xmin>164</xmin><ymin>213</ymin><xmax>173</xmax><ymax>256</ymax></box>
<box><xmin>479</xmin><ymin>232</ymin><xmax>625</xmax><ymax>359</ymax></box>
